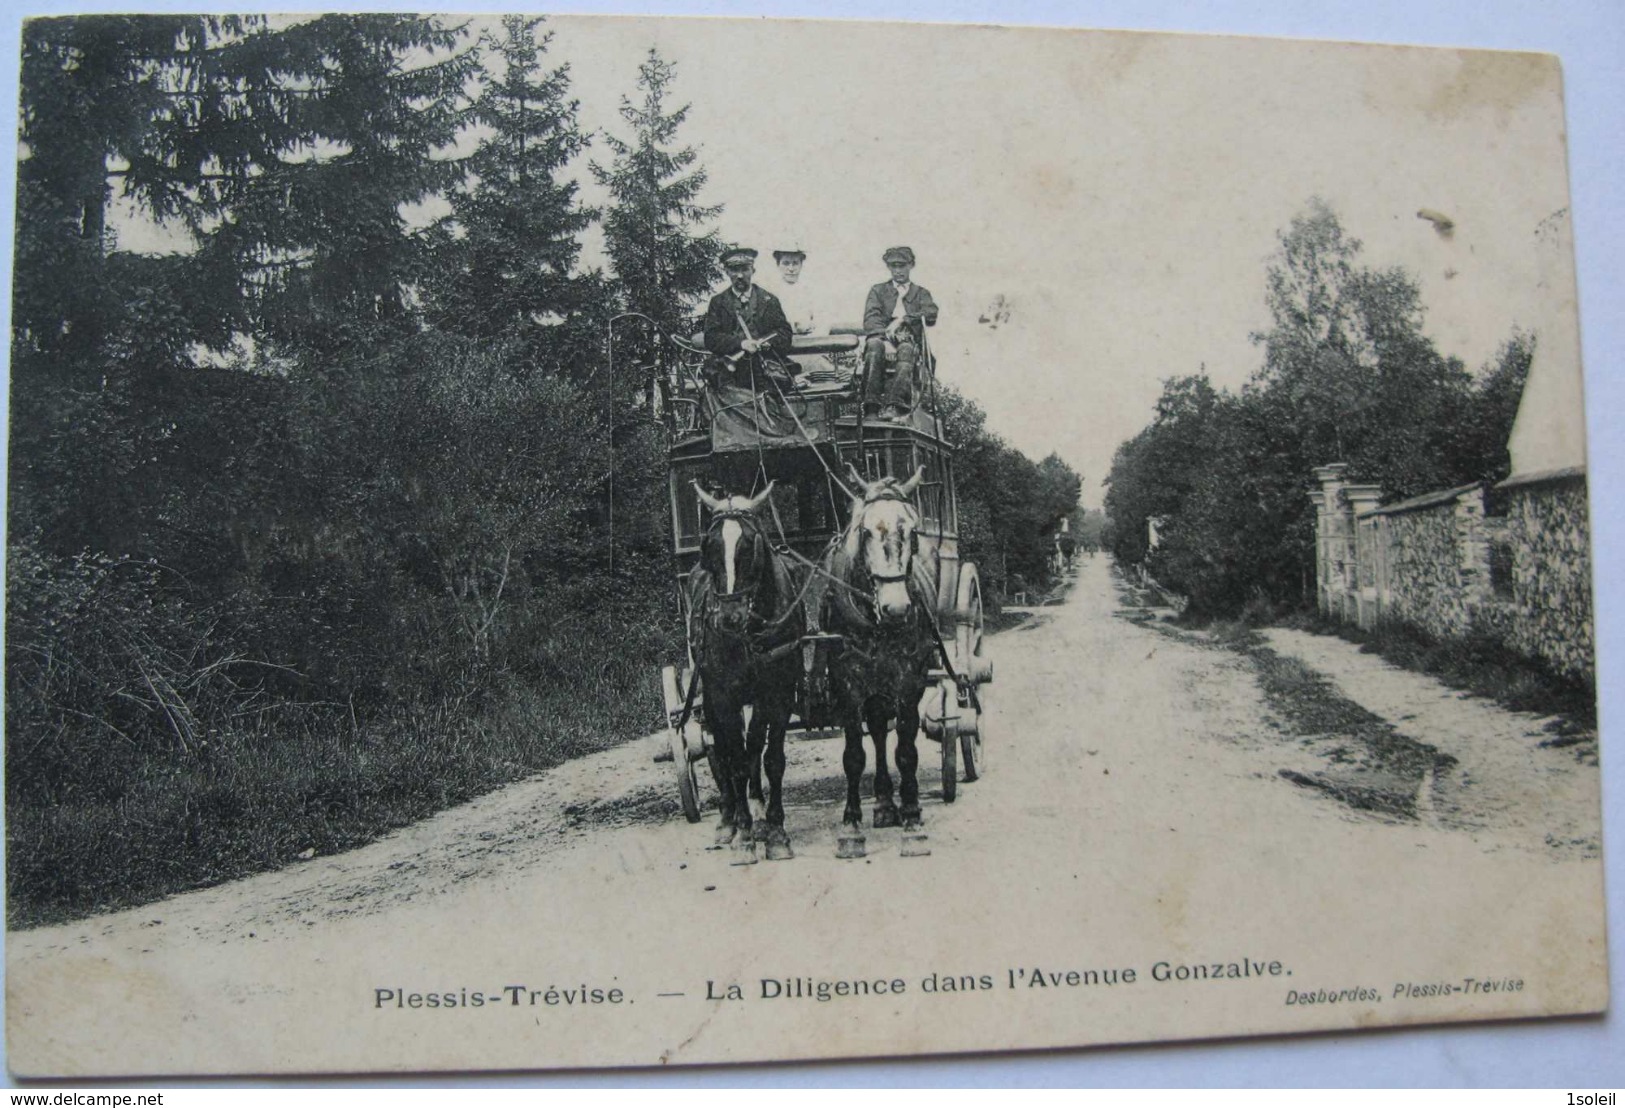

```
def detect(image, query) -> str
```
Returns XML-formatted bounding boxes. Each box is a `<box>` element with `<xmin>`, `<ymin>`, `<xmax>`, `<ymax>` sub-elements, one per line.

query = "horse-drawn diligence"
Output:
<box><xmin>630</xmin><ymin>319</ymin><xmax>993</xmax><ymax>860</ymax></box>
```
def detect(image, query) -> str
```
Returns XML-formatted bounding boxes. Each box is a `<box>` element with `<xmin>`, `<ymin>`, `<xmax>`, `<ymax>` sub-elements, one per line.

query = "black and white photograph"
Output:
<box><xmin>3</xmin><ymin>3</ymin><xmax>1618</xmax><ymax>1084</ymax></box>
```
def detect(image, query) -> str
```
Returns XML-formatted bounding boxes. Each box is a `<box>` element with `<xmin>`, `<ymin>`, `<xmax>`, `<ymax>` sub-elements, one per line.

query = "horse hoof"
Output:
<box><xmin>872</xmin><ymin>803</ymin><xmax>901</xmax><ymax>829</ymax></box>
<box><xmin>765</xmin><ymin>837</ymin><xmax>795</xmax><ymax>862</ymax></box>
<box><xmin>751</xmin><ymin>822</ymin><xmax>769</xmax><ymax>843</ymax></box>
<box><xmin>730</xmin><ymin>840</ymin><xmax>759</xmax><ymax>866</ymax></box>
<box><xmin>835</xmin><ymin>829</ymin><xmax>867</xmax><ymax>860</ymax></box>
<box><xmin>712</xmin><ymin>824</ymin><xmax>738</xmax><ymax>849</ymax></box>
<box><xmin>900</xmin><ymin>831</ymin><xmax>932</xmax><ymax>858</ymax></box>
<box><xmin>903</xmin><ymin>815</ymin><xmax>924</xmax><ymax>832</ymax></box>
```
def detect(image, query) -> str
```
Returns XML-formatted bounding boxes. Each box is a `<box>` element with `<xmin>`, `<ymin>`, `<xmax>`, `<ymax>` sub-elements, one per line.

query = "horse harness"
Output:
<box><xmin>690</xmin><ymin>509</ymin><xmax>808</xmax><ymax>666</ymax></box>
<box><xmin>816</xmin><ymin>490</ymin><xmax>982</xmax><ymax>709</ymax></box>
<box><xmin>677</xmin><ymin>484</ymin><xmax>975</xmax><ymax>727</ymax></box>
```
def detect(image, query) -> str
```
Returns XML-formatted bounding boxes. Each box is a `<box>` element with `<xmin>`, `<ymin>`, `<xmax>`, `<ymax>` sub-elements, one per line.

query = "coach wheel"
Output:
<box><xmin>940</xmin><ymin>706</ymin><xmax>958</xmax><ymax>804</ymax></box>
<box><xmin>959</xmin><ymin>702</ymin><xmax>982</xmax><ymax>784</ymax></box>
<box><xmin>955</xmin><ymin>566</ymin><xmax>990</xmax><ymax>780</ymax></box>
<box><xmin>940</xmin><ymin>725</ymin><xmax>958</xmax><ymax>803</ymax></box>
<box><xmin>955</xmin><ymin>564</ymin><xmax>993</xmax><ymax>686</ymax></box>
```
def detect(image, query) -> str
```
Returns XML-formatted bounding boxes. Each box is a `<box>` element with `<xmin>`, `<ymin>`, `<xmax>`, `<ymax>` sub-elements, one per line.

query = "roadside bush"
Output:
<box><xmin>4</xmin><ymin>331</ymin><xmax>684</xmax><ymax>927</ymax></box>
<box><xmin>1103</xmin><ymin>203</ymin><xmax>1530</xmax><ymax>620</ymax></box>
<box><xmin>4</xmin><ymin>549</ymin><xmax>677</xmax><ymax>927</ymax></box>
<box><xmin>5</xmin><ymin>537</ymin><xmax>261</xmax><ymax>805</ymax></box>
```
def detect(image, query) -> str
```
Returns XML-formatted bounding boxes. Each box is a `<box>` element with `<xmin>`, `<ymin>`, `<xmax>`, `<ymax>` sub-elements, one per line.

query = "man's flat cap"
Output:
<box><xmin>882</xmin><ymin>246</ymin><xmax>916</xmax><ymax>265</ymax></box>
<box><xmin>721</xmin><ymin>246</ymin><xmax>759</xmax><ymax>267</ymax></box>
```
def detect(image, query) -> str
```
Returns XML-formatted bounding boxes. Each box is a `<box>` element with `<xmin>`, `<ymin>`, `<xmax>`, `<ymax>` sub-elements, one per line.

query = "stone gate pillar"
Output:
<box><xmin>1345</xmin><ymin>484</ymin><xmax>1383</xmax><ymax>627</ymax></box>
<box><xmin>1310</xmin><ymin>464</ymin><xmax>1351</xmax><ymax>618</ymax></box>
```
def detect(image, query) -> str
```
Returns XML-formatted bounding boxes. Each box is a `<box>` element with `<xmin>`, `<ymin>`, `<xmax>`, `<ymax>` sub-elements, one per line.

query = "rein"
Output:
<box><xmin>795</xmin><ymin>493</ymin><xmax>980</xmax><ymax>710</ymax></box>
<box><xmin>762</xmin><ymin>487</ymin><xmax>926</xmax><ymax>630</ymax></box>
<box><xmin>690</xmin><ymin>512</ymin><xmax>808</xmax><ymax>667</ymax></box>
<box><xmin>762</xmin><ymin>370</ymin><xmax>858</xmax><ymax>502</ymax></box>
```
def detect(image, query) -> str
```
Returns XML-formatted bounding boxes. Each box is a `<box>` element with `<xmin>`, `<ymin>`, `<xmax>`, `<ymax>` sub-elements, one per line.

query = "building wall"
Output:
<box><xmin>1378</xmin><ymin>493</ymin><xmax>1489</xmax><ymax>641</ymax></box>
<box><xmin>1495</xmin><ymin>474</ymin><xmax>1593</xmax><ymax>682</ymax></box>
<box><xmin>1310</xmin><ymin>467</ymin><xmax>1593</xmax><ymax>686</ymax></box>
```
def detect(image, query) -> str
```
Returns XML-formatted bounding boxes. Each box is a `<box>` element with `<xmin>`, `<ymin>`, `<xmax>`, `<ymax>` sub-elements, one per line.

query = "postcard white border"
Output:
<box><xmin>0</xmin><ymin>0</ymin><xmax>1619</xmax><ymax>1089</ymax></box>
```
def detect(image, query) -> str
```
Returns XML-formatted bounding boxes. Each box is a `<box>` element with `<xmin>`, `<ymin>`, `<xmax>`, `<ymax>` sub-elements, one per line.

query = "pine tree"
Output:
<box><xmin>11</xmin><ymin>15</ymin><xmax>305</xmax><ymax>559</ymax></box>
<box><xmin>199</xmin><ymin>15</ymin><xmax>478</xmax><ymax>355</ymax></box>
<box><xmin>13</xmin><ymin>16</ymin><xmax>265</xmax><ymax>361</ymax></box>
<box><xmin>592</xmin><ymin>49</ymin><xmax>722</xmax><ymax>389</ymax></box>
<box><xmin>14</xmin><ymin>15</ymin><xmax>479</xmax><ymax>363</ymax></box>
<box><xmin>9</xmin><ymin>15</ymin><xmax>481</xmax><ymax>571</ymax></box>
<box><xmin>424</xmin><ymin>16</ymin><xmax>596</xmax><ymax>361</ymax></box>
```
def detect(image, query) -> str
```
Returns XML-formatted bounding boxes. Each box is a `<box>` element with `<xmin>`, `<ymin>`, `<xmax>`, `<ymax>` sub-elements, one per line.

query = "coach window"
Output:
<box><xmin>919</xmin><ymin>453</ymin><xmax>942</xmax><ymax>530</ymax></box>
<box><xmin>796</xmin><ymin>472</ymin><xmax>828</xmax><ymax>534</ymax></box>
<box><xmin>769</xmin><ymin>481</ymin><xmax>801</xmax><ymax>534</ymax></box>
<box><xmin>859</xmin><ymin>442</ymin><xmax>918</xmax><ymax>484</ymax></box>
<box><xmin>673</xmin><ymin>472</ymin><xmax>702</xmax><ymax>552</ymax></box>
<box><xmin>895</xmin><ymin>443</ymin><xmax>916</xmax><ymax>481</ymax></box>
<box><xmin>942</xmin><ymin>458</ymin><xmax>959</xmax><ymax>535</ymax></box>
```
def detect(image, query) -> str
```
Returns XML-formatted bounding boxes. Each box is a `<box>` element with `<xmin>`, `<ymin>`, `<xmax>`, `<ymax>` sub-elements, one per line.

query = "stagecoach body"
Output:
<box><xmin>667</xmin><ymin>403</ymin><xmax>962</xmax><ymax>620</ymax></box>
<box><xmin>645</xmin><ymin>329</ymin><xmax>992</xmax><ymax>822</ymax></box>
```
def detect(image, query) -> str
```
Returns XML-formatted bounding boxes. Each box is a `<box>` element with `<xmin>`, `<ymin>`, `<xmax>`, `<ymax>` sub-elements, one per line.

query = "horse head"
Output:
<box><xmin>843</xmin><ymin>464</ymin><xmax>925</xmax><ymax>625</ymax></box>
<box><xmin>695</xmin><ymin>482</ymin><xmax>776</xmax><ymax>633</ymax></box>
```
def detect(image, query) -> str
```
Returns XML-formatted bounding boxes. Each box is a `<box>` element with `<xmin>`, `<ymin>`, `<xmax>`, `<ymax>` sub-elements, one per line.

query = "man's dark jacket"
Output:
<box><xmin>702</xmin><ymin>284</ymin><xmax>793</xmax><ymax>364</ymax></box>
<box><xmin>862</xmin><ymin>281</ymin><xmax>939</xmax><ymax>337</ymax></box>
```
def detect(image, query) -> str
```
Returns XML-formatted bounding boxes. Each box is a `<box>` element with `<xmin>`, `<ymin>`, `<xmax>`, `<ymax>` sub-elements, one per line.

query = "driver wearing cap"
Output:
<box><xmin>702</xmin><ymin>246</ymin><xmax>794</xmax><ymax>386</ymax></box>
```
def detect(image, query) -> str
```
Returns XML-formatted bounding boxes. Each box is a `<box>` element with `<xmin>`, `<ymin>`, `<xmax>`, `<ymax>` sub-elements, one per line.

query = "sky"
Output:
<box><xmin>105</xmin><ymin>12</ymin><xmax>1584</xmax><ymax>507</ymax></box>
<box><xmin>547</xmin><ymin>18</ymin><xmax>1579</xmax><ymax>505</ymax></box>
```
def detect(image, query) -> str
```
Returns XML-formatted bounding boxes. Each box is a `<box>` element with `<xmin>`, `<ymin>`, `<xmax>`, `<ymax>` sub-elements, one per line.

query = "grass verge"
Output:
<box><xmin>1132</xmin><ymin>606</ymin><xmax>1455</xmax><ymax>821</ymax></box>
<box><xmin>1277</xmin><ymin>610</ymin><xmax>1596</xmax><ymax>733</ymax></box>
<box><xmin>6</xmin><ymin>625</ymin><xmax>667</xmax><ymax>930</ymax></box>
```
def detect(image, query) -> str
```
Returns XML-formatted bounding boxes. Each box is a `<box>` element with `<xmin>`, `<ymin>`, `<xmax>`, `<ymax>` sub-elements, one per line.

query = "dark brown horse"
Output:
<box><xmin>687</xmin><ymin>483</ymin><xmax>806</xmax><ymax>861</ymax></box>
<box><xmin>820</xmin><ymin>466</ymin><xmax>938</xmax><ymax>858</ymax></box>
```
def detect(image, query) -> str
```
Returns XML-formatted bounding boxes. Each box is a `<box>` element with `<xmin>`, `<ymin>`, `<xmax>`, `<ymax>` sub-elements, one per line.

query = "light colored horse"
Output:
<box><xmin>821</xmin><ymin>465</ymin><xmax>938</xmax><ymax>857</ymax></box>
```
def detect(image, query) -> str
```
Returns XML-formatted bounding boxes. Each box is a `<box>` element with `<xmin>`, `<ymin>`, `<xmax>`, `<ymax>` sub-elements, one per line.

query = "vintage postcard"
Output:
<box><xmin>3</xmin><ymin>11</ymin><xmax>1608</xmax><ymax>1079</ymax></box>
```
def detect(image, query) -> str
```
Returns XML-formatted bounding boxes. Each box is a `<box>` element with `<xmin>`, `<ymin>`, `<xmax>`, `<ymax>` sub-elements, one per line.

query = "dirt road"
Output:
<box><xmin>6</xmin><ymin>557</ymin><xmax>1606</xmax><ymax>1076</ymax></box>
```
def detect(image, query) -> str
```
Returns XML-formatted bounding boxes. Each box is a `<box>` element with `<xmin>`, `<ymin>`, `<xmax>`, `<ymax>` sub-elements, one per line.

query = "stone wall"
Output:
<box><xmin>1493</xmin><ymin>469</ymin><xmax>1592</xmax><ymax>682</ymax></box>
<box><xmin>1310</xmin><ymin>465</ymin><xmax>1593</xmax><ymax>686</ymax></box>
<box><xmin>1373</xmin><ymin>484</ymin><xmax>1491</xmax><ymax>641</ymax></box>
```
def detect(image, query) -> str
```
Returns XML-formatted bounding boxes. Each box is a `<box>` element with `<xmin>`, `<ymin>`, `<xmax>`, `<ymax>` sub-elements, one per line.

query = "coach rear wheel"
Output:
<box><xmin>955</xmin><ymin>565</ymin><xmax>990</xmax><ymax>780</ymax></box>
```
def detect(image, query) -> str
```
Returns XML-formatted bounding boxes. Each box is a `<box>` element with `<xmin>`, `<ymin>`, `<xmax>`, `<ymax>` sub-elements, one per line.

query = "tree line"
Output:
<box><xmin>5</xmin><ymin>15</ymin><xmax>1078</xmax><ymax>922</ymax></box>
<box><xmin>1103</xmin><ymin>199</ymin><xmax>1530</xmax><ymax>620</ymax></box>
